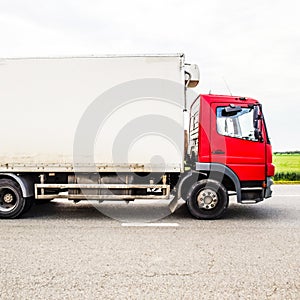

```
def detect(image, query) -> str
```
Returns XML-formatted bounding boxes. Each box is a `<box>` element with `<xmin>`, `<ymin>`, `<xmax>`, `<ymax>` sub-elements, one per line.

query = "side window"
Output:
<box><xmin>189</xmin><ymin>102</ymin><xmax>199</xmax><ymax>160</ymax></box>
<box><xmin>216</xmin><ymin>106</ymin><xmax>258</xmax><ymax>141</ymax></box>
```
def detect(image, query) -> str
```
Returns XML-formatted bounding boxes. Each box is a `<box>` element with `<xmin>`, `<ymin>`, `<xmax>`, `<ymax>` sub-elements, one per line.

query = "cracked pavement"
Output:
<box><xmin>0</xmin><ymin>185</ymin><xmax>299</xmax><ymax>299</ymax></box>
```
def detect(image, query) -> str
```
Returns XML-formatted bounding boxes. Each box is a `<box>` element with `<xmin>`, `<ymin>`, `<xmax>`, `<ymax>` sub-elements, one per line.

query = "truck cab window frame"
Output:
<box><xmin>216</xmin><ymin>106</ymin><xmax>259</xmax><ymax>142</ymax></box>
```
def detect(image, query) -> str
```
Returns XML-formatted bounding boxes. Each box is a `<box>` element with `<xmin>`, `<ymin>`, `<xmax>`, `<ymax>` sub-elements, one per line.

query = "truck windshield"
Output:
<box><xmin>216</xmin><ymin>106</ymin><xmax>258</xmax><ymax>141</ymax></box>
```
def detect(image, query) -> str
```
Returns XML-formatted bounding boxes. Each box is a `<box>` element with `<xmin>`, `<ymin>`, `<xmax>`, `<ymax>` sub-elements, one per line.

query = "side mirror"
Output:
<box><xmin>253</xmin><ymin>106</ymin><xmax>259</xmax><ymax>129</ymax></box>
<box><xmin>254</xmin><ymin>128</ymin><xmax>264</xmax><ymax>142</ymax></box>
<box><xmin>253</xmin><ymin>106</ymin><xmax>263</xmax><ymax>142</ymax></box>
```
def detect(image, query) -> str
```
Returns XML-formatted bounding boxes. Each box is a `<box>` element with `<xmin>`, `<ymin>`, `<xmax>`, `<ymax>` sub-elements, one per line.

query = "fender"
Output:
<box><xmin>177</xmin><ymin>170</ymin><xmax>208</xmax><ymax>200</ymax></box>
<box><xmin>195</xmin><ymin>163</ymin><xmax>241</xmax><ymax>202</ymax></box>
<box><xmin>0</xmin><ymin>173</ymin><xmax>34</xmax><ymax>198</ymax></box>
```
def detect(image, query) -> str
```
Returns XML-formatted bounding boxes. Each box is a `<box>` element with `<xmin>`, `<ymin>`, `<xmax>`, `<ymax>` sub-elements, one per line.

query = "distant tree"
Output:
<box><xmin>274</xmin><ymin>151</ymin><xmax>300</xmax><ymax>155</ymax></box>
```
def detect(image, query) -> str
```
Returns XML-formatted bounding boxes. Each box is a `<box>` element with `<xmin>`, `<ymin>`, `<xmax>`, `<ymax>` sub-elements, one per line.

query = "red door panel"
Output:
<box><xmin>210</xmin><ymin>103</ymin><xmax>266</xmax><ymax>181</ymax></box>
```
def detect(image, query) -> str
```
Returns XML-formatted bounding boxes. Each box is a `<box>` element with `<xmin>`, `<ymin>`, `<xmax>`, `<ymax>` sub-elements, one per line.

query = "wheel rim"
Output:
<box><xmin>197</xmin><ymin>188</ymin><xmax>218</xmax><ymax>210</ymax></box>
<box><xmin>0</xmin><ymin>188</ymin><xmax>18</xmax><ymax>212</ymax></box>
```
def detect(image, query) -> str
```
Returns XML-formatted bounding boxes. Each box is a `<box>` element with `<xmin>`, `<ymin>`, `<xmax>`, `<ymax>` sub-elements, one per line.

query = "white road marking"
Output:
<box><xmin>273</xmin><ymin>195</ymin><xmax>300</xmax><ymax>197</ymax></box>
<box><xmin>121</xmin><ymin>223</ymin><xmax>179</xmax><ymax>227</ymax></box>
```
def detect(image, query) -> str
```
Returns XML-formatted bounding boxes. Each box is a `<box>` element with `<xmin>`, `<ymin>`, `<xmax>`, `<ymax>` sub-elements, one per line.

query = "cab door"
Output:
<box><xmin>210</xmin><ymin>103</ymin><xmax>266</xmax><ymax>181</ymax></box>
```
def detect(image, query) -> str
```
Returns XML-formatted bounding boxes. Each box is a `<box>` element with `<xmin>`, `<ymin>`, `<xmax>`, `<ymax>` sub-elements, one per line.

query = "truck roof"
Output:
<box><xmin>190</xmin><ymin>94</ymin><xmax>260</xmax><ymax>110</ymax></box>
<box><xmin>0</xmin><ymin>53</ymin><xmax>185</xmax><ymax>60</ymax></box>
<box><xmin>200</xmin><ymin>94</ymin><xmax>259</xmax><ymax>104</ymax></box>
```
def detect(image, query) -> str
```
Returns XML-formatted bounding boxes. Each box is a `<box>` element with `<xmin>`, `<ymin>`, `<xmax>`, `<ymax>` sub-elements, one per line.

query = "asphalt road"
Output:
<box><xmin>0</xmin><ymin>185</ymin><xmax>299</xmax><ymax>299</ymax></box>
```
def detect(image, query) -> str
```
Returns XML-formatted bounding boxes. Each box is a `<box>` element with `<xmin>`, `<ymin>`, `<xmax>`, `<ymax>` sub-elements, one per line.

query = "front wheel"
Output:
<box><xmin>187</xmin><ymin>179</ymin><xmax>228</xmax><ymax>220</ymax></box>
<box><xmin>0</xmin><ymin>179</ymin><xmax>26</xmax><ymax>219</ymax></box>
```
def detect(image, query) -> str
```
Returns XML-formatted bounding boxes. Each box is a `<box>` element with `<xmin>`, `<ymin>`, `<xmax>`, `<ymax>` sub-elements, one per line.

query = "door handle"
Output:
<box><xmin>212</xmin><ymin>149</ymin><xmax>225</xmax><ymax>154</ymax></box>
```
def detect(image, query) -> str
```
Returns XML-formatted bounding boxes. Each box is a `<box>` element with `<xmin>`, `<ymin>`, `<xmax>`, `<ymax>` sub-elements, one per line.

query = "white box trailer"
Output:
<box><xmin>0</xmin><ymin>54</ymin><xmax>190</xmax><ymax>171</ymax></box>
<box><xmin>0</xmin><ymin>54</ymin><xmax>200</xmax><ymax>218</ymax></box>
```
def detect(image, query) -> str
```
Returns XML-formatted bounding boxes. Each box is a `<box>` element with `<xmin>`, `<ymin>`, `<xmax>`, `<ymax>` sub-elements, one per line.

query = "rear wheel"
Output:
<box><xmin>21</xmin><ymin>197</ymin><xmax>34</xmax><ymax>216</ymax></box>
<box><xmin>0</xmin><ymin>179</ymin><xmax>26</xmax><ymax>219</ymax></box>
<box><xmin>187</xmin><ymin>179</ymin><xmax>228</xmax><ymax>220</ymax></box>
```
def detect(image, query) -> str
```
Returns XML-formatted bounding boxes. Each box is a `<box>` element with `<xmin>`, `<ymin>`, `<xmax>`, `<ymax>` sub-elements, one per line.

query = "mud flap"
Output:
<box><xmin>168</xmin><ymin>196</ymin><xmax>179</xmax><ymax>213</ymax></box>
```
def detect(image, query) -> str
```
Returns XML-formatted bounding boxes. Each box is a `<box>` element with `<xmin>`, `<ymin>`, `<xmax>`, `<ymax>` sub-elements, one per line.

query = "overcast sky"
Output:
<box><xmin>0</xmin><ymin>0</ymin><xmax>299</xmax><ymax>151</ymax></box>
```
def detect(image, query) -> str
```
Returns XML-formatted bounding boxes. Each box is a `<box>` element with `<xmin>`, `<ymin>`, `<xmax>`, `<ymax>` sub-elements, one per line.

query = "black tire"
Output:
<box><xmin>21</xmin><ymin>197</ymin><xmax>35</xmax><ymax>216</ymax></box>
<box><xmin>0</xmin><ymin>179</ymin><xmax>26</xmax><ymax>219</ymax></box>
<box><xmin>187</xmin><ymin>179</ymin><xmax>228</xmax><ymax>220</ymax></box>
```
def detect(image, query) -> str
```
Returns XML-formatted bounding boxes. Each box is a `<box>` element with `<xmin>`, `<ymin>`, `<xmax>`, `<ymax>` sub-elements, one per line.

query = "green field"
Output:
<box><xmin>273</xmin><ymin>154</ymin><xmax>300</xmax><ymax>173</ymax></box>
<box><xmin>273</xmin><ymin>153</ymin><xmax>300</xmax><ymax>183</ymax></box>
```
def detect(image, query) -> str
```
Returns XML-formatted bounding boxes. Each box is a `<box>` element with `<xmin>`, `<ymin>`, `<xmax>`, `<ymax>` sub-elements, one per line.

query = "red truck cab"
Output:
<box><xmin>185</xmin><ymin>94</ymin><xmax>275</xmax><ymax>219</ymax></box>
